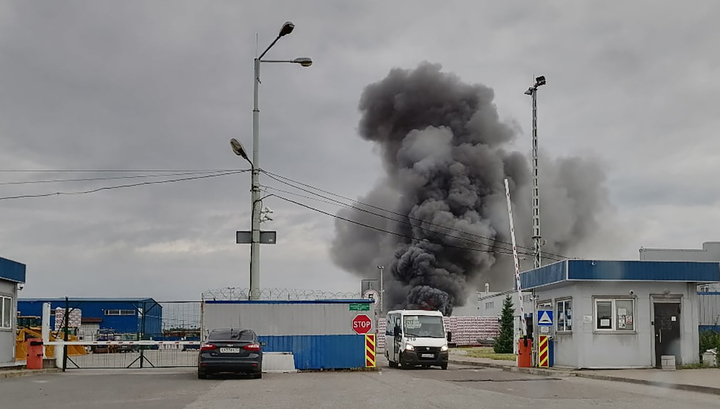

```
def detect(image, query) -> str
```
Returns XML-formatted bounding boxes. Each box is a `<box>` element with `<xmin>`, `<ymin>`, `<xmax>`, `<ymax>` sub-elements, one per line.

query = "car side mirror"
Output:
<box><xmin>447</xmin><ymin>332</ymin><xmax>452</xmax><ymax>342</ymax></box>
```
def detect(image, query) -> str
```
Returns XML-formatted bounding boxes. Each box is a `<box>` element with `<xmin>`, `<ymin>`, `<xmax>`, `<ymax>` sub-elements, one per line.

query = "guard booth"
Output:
<box><xmin>520</xmin><ymin>260</ymin><xmax>719</xmax><ymax>369</ymax></box>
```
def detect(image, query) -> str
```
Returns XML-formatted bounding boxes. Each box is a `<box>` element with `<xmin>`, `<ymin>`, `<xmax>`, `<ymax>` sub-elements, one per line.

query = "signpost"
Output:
<box><xmin>352</xmin><ymin>314</ymin><xmax>372</xmax><ymax>334</ymax></box>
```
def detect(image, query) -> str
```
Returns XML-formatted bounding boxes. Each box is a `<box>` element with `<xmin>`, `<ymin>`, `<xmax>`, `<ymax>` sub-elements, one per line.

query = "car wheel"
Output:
<box><xmin>388</xmin><ymin>360</ymin><xmax>398</xmax><ymax>368</ymax></box>
<box><xmin>441</xmin><ymin>363</ymin><xmax>448</xmax><ymax>370</ymax></box>
<box><xmin>198</xmin><ymin>370</ymin><xmax>208</xmax><ymax>379</ymax></box>
<box><xmin>253</xmin><ymin>372</ymin><xmax>263</xmax><ymax>379</ymax></box>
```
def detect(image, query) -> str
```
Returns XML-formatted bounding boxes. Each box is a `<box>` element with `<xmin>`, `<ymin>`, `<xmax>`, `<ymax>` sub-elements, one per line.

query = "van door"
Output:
<box><xmin>385</xmin><ymin>315</ymin><xmax>395</xmax><ymax>361</ymax></box>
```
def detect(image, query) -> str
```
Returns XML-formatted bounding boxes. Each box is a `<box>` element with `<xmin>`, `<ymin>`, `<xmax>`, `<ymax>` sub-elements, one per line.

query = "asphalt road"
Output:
<box><xmin>2</xmin><ymin>363</ymin><xmax>719</xmax><ymax>409</ymax></box>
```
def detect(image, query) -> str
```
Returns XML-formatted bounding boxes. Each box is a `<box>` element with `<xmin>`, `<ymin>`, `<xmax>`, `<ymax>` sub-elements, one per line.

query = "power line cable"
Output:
<box><xmin>263</xmin><ymin>184</ymin><xmax>565</xmax><ymax>262</ymax></box>
<box><xmin>0</xmin><ymin>170</ymin><xmax>231</xmax><ymax>186</ymax></box>
<box><xmin>0</xmin><ymin>168</ymin><xmax>242</xmax><ymax>173</ymax></box>
<box><xmin>0</xmin><ymin>170</ymin><xmax>249</xmax><ymax>201</ymax></box>
<box><xmin>261</xmin><ymin>169</ymin><xmax>570</xmax><ymax>261</ymax></box>
<box><xmin>272</xmin><ymin>194</ymin><xmax>550</xmax><ymax>261</ymax></box>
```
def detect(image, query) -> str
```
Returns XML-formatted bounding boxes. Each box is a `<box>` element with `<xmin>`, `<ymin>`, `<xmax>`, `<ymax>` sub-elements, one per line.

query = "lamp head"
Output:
<box><xmin>279</xmin><ymin>21</ymin><xmax>295</xmax><ymax>37</ymax></box>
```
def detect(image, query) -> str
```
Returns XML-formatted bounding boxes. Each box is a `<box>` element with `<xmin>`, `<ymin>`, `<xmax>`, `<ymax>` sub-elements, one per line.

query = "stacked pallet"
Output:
<box><xmin>377</xmin><ymin>319</ymin><xmax>387</xmax><ymax>349</ymax></box>
<box><xmin>443</xmin><ymin>316</ymin><xmax>499</xmax><ymax>346</ymax></box>
<box><xmin>54</xmin><ymin>307</ymin><xmax>82</xmax><ymax>330</ymax></box>
<box><xmin>375</xmin><ymin>315</ymin><xmax>498</xmax><ymax>349</ymax></box>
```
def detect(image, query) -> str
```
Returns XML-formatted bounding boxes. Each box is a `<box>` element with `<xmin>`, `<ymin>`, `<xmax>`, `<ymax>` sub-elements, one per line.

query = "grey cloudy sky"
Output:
<box><xmin>1</xmin><ymin>1</ymin><xmax>719</xmax><ymax>300</ymax></box>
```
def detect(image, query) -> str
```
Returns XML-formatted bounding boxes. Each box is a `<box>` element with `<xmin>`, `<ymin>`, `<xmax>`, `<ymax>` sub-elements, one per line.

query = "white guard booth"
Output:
<box><xmin>519</xmin><ymin>260</ymin><xmax>720</xmax><ymax>369</ymax></box>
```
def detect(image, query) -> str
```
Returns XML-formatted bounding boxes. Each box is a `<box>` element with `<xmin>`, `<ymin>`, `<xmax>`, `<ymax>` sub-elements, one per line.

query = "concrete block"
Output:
<box><xmin>661</xmin><ymin>355</ymin><xmax>676</xmax><ymax>370</ymax></box>
<box><xmin>702</xmin><ymin>350</ymin><xmax>717</xmax><ymax>367</ymax></box>
<box><xmin>263</xmin><ymin>352</ymin><xmax>297</xmax><ymax>373</ymax></box>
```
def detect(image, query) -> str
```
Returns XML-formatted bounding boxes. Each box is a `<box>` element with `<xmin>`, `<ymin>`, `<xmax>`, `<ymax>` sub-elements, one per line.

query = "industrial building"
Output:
<box><xmin>519</xmin><ymin>259</ymin><xmax>719</xmax><ymax>369</ymax></box>
<box><xmin>17</xmin><ymin>298</ymin><xmax>162</xmax><ymax>340</ymax></box>
<box><xmin>0</xmin><ymin>256</ymin><xmax>26</xmax><ymax>367</ymax></box>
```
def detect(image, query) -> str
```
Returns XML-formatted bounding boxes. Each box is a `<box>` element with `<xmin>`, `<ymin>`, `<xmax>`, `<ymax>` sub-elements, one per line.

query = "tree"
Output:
<box><xmin>494</xmin><ymin>295</ymin><xmax>515</xmax><ymax>354</ymax></box>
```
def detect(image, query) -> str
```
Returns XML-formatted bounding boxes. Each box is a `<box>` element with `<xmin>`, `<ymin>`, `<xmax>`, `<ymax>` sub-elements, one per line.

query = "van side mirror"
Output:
<box><xmin>447</xmin><ymin>332</ymin><xmax>452</xmax><ymax>342</ymax></box>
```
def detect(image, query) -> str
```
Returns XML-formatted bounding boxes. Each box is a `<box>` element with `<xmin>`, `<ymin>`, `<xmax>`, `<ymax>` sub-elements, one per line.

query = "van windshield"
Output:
<box><xmin>403</xmin><ymin>315</ymin><xmax>445</xmax><ymax>338</ymax></box>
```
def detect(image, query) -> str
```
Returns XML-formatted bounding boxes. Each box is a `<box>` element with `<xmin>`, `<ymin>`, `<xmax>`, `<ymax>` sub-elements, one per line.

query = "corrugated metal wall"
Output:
<box><xmin>699</xmin><ymin>292</ymin><xmax>720</xmax><ymax>326</ymax></box>
<box><xmin>202</xmin><ymin>300</ymin><xmax>375</xmax><ymax>370</ymax></box>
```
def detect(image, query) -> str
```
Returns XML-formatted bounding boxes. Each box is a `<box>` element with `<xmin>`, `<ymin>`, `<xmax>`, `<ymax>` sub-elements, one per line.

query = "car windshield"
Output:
<box><xmin>403</xmin><ymin>315</ymin><xmax>445</xmax><ymax>338</ymax></box>
<box><xmin>208</xmin><ymin>329</ymin><xmax>254</xmax><ymax>341</ymax></box>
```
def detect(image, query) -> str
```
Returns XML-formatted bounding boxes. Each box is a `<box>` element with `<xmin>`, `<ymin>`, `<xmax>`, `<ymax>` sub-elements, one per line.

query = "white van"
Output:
<box><xmin>385</xmin><ymin>309</ymin><xmax>450</xmax><ymax>370</ymax></box>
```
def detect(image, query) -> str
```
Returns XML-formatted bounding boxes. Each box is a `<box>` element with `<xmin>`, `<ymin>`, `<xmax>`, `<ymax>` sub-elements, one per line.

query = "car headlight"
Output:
<box><xmin>405</xmin><ymin>344</ymin><xmax>414</xmax><ymax>351</ymax></box>
<box><xmin>441</xmin><ymin>345</ymin><xmax>448</xmax><ymax>352</ymax></box>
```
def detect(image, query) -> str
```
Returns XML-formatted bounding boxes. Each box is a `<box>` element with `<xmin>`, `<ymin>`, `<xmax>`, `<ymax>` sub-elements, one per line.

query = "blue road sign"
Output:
<box><xmin>538</xmin><ymin>310</ymin><xmax>554</xmax><ymax>326</ymax></box>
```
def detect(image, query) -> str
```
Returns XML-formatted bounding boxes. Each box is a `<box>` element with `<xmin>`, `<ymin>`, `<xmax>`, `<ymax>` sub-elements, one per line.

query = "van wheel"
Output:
<box><xmin>399</xmin><ymin>354</ymin><xmax>411</xmax><ymax>369</ymax></box>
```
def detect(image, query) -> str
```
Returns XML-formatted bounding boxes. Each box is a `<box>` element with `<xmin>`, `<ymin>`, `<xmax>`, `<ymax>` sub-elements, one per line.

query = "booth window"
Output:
<box><xmin>556</xmin><ymin>299</ymin><xmax>572</xmax><ymax>332</ymax></box>
<box><xmin>595</xmin><ymin>299</ymin><xmax>635</xmax><ymax>331</ymax></box>
<box><xmin>1</xmin><ymin>296</ymin><xmax>12</xmax><ymax>330</ymax></box>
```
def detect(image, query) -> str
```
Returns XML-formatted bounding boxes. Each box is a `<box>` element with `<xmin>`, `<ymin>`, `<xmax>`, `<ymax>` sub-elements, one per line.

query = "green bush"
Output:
<box><xmin>699</xmin><ymin>330</ymin><xmax>720</xmax><ymax>353</ymax></box>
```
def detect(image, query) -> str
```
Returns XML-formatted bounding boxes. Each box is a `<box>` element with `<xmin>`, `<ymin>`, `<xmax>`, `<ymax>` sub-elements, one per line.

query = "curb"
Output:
<box><xmin>0</xmin><ymin>368</ymin><xmax>61</xmax><ymax>380</ymax></box>
<box><xmin>450</xmin><ymin>359</ymin><xmax>569</xmax><ymax>377</ymax></box>
<box><xmin>573</xmin><ymin>372</ymin><xmax>720</xmax><ymax>396</ymax></box>
<box><xmin>450</xmin><ymin>359</ymin><xmax>720</xmax><ymax>395</ymax></box>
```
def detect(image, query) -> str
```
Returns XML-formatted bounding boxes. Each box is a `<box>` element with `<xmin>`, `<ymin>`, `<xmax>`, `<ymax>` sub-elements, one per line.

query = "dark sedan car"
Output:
<box><xmin>197</xmin><ymin>328</ymin><xmax>264</xmax><ymax>379</ymax></box>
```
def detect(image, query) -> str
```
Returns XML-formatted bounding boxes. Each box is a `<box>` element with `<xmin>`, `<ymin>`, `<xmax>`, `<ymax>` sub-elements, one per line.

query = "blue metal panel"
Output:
<box><xmin>700</xmin><ymin>325</ymin><xmax>720</xmax><ymax>332</ymax></box>
<box><xmin>0</xmin><ymin>256</ymin><xmax>26</xmax><ymax>283</ymax></box>
<box><xmin>17</xmin><ymin>299</ymin><xmax>161</xmax><ymax>336</ymax></box>
<box><xmin>519</xmin><ymin>261</ymin><xmax>567</xmax><ymax>290</ymax></box>
<box><xmin>259</xmin><ymin>335</ymin><xmax>365</xmax><ymax>370</ymax></box>
<box><xmin>519</xmin><ymin>260</ymin><xmax>720</xmax><ymax>290</ymax></box>
<box><xmin>568</xmin><ymin>260</ymin><xmax>720</xmax><ymax>282</ymax></box>
<box><xmin>205</xmin><ymin>299</ymin><xmax>372</xmax><ymax>305</ymax></box>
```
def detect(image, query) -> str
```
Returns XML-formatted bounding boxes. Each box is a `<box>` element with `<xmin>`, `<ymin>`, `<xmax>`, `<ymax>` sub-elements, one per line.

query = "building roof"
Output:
<box><xmin>520</xmin><ymin>259</ymin><xmax>720</xmax><ymax>290</ymax></box>
<box><xmin>0</xmin><ymin>256</ymin><xmax>26</xmax><ymax>283</ymax></box>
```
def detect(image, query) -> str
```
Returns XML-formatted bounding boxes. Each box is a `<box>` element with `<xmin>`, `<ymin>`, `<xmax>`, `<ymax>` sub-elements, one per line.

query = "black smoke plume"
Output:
<box><xmin>331</xmin><ymin>63</ymin><xmax>609</xmax><ymax>315</ymax></box>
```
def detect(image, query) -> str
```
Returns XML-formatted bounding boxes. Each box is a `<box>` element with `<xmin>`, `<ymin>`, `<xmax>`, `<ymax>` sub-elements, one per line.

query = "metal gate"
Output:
<box><xmin>47</xmin><ymin>340</ymin><xmax>201</xmax><ymax>370</ymax></box>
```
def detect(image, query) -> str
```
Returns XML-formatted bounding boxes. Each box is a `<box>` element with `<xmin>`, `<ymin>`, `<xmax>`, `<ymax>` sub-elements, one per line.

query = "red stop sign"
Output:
<box><xmin>352</xmin><ymin>314</ymin><xmax>372</xmax><ymax>334</ymax></box>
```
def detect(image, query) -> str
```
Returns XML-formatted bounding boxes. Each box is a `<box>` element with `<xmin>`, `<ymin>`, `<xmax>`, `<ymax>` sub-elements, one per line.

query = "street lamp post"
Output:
<box><xmin>234</xmin><ymin>21</ymin><xmax>312</xmax><ymax>300</ymax></box>
<box><xmin>524</xmin><ymin>75</ymin><xmax>546</xmax><ymax>270</ymax></box>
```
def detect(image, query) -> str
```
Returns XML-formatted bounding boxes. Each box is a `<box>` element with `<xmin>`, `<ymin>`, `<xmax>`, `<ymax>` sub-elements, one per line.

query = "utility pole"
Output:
<box><xmin>524</xmin><ymin>76</ymin><xmax>546</xmax><ymax>269</ymax></box>
<box><xmin>377</xmin><ymin>265</ymin><xmax>384</xmax><ymax>315</ymax></box>
<box><xmin>232</xmin><ymin>22</ymin><xmax>311</xmax><ymax>300</ymax></box>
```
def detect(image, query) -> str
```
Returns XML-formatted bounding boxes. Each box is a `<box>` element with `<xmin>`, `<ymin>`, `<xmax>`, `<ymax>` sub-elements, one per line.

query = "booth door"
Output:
<box><xmin>653</xmin><ymin>302</ymin><xmax>681</xmax><ymax>368</ymax></box>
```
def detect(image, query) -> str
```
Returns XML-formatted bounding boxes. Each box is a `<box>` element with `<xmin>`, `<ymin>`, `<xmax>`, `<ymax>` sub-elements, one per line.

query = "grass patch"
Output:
<box><xmin>461</xmin><ymin>347</ymin><xmax>516</xmax><ymax>361</ymax></box>
<box><xmin>681</xmin><ymin>363</ymin><xmax>719</xmax><ymax>369</ymax></box>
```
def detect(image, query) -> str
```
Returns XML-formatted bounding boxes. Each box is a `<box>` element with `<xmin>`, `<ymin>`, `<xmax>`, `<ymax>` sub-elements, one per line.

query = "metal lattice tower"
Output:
<box><xmin>525</xmin><ymin>76</ymin><xmax>546</xmax><ymax>269</ymax></box>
